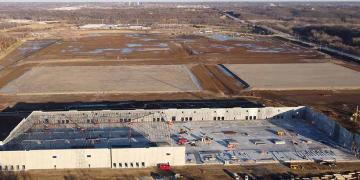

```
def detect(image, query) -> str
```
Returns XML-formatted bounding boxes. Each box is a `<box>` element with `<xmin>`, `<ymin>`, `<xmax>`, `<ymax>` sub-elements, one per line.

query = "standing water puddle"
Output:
<box><xmin>127</xmin><ymin>43</ymin><xmax>144</xmax><ymax>47</ymax></box>
<box><xmin>208</xmin><ymin>34</ymin><xmax>232</xmax><ymax>41</ymax></box>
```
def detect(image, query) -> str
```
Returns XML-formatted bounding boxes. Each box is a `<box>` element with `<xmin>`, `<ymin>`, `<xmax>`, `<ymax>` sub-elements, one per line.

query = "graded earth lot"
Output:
<box><xmin>0</xmin><ymin>3</ymin><xmax>360</xmax><ymax>179</ymax></box>
<box><xmin>0</xmin><ymin>65</ymin><xmax>201</xmax><ymax>95</ymax></box>
<box><xmin>226</xmin><ymin>63</ymin><xmax>360</xmax><ymax>90</ymax></box>
<box><xmin>11</xmin><ymin>33</ymin><xmax>328</xmax><ymax>65</ymax></box>
<box><xmin>0</xmin><ymin>27</ymin><xmax>359</xmax><ymax>137</ymax></box>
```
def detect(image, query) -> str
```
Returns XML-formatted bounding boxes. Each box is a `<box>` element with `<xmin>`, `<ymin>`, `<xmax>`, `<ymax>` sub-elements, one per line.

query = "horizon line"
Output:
<box><xmin>1</xmin><ymin>0</ymin><xmax>360</xmax><ymax>2</ymax></box>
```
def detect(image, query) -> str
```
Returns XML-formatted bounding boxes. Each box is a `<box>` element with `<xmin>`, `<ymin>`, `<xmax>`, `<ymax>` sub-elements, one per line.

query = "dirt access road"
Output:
<box><xmin>1</xmin><ymin>163</ymin><xmax>359</xmax><ymax>180</ymax></box>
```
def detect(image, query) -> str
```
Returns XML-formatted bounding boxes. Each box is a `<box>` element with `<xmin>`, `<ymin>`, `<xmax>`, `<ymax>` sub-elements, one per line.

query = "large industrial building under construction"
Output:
<box><xmin>0</xmin><ymin>106</ymin><xmax>359</xmax><ymax>171</ymax></box>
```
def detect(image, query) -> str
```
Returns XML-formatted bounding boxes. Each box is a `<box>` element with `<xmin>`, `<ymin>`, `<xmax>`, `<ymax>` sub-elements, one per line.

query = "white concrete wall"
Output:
<box><xmin>3</xmin><ymin>107</ymin><xmax>307</xmax><ymax>144</ymax></box>
<box><xmin>143</xmin><ymin>106</ymin><xmax>306</xmax><ymax>122</ymax></box>
<box><xmin>304</xmin><ymin>107</ymin><xmax>358</xmax><ymax>153</ymax></box>
<box><xmin>355</xmin><ymin>134</ymin><xmax>360</xmax><ymax>158</ymax></box>
<box><xmin>0</xmin><ymin>149</ymin><xmax>110</xmax><ymax>171</ymax></box>
<box><xmin>111</xmin><ymin>147</ymin><xmax>185</xmax><ymax>168</ymax></box>
<box><xmin>0</xmin><ymin>147</ymin><xmax>185</xmax><ymax>171</ymax></box>
<box><xmin>0</xmin><ymin>106</ymin><xmax>306</xmax><ymax>171</ymax></box>
<box><xmin>27</xmin><ymin>106</ymin><xmax>307</xmax><ymax>123</ymax></box>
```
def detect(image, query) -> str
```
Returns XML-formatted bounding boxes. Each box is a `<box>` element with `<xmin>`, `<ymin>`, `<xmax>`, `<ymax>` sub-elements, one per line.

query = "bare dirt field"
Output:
<box><xmin>25</xmin><ymin>33</ymin><xmax>188</xmax><ymax>61</ymax></box>
<box><xmin>8</xmin><ymin>32</ymin><xmax>329</xmax><ymax>65</ymax></box>
<box><xmin>0</xmin><ymin>6</ymin><xmax>359</xmax><ymax>178</ymax></box>
<box><xmin>185</xmin><ymin>35</ymin><xmax>328</xmax><ymax>64</ymax></box>
<box><xmin>0</xmin><ymin>29</ymin><xmax>359</xmax><ymax>134</ymax></box>
<box><xmin>189</xmin><ymin>64</ymin><xmax>246</xmax><ymax>96</ymax></box>
<box><xmin>0</xmin><ymin>31</ymin><xmax>331</xmax><ymax>101</ymax></box>
<box><xmin>0</xmin><ymin>32</ymin><xmax>333</xmax><ymax>101</ymax></box>
<box><xmin>225</xmin><ymin>63</ymin><xmax>360</xmax><ymax>90</ymax></box>
<box><xmin>0</xmin><ymin>65</ymin><xmax>201</xmax><ymax>95</ymax></box>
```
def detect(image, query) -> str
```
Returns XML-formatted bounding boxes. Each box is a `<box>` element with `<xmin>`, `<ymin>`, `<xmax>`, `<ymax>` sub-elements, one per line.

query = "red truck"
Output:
<box><xmin>158</xmin><ymin>163</ymin><xmax>171</xmax><ymax>171</ymax></box>
<box><xmin>177</xmin><ymin>138</ymin><xmax>188</xmax><ymax>145</ymax></box>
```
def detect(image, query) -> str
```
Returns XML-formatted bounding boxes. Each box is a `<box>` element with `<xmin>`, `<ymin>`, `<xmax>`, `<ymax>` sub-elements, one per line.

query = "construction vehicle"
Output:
<box><xmin>203</xmin><ymin>136</ymin><xmax>213</xmax><ymax>141</ymax></box>
<box><xmin>230</xmin><ymin>155</ymin><xmax>239</xmax><ymax>161</ymax></box>
<box><xmin>203</xmin><ymin>154</ymin><xmax>216</xmax><ymax>161</ymax></box>
<box><xmin>179</xmin><ymin>128</ymin><xmax>187</xmax><ymax>134</ymax></box>
<box><xmin>158</xmin><ymin>163</ymin><xmax>171</xmax><ymax>171</ymax></box>
<box><xmin>196</xmin><ymin>136</ymin><xmax>213</xmax><ymax>144</ymax></box>
<box><xmin>289</xmin><ymin>164</ymin><xmax>303</xmax><ymax>170</ymax></box>
<box><xmin>177</xmin><ymin>138</ymin><xmax>188</xmax><ymax>145</ymax></box>
<box><xmin>276</xmin><ymin>130</ymin><xmax>286</xmax><ymax>136</ymax></box>
<box><xmin>226</xmin><ymin>139</ymin><xmax>239</xmax><ymax>149</ymax></box>
<box><xmin>316</xmin><ymin>160</ymin><xmax>337</xmax><ymax>167</ymax></box>
<box><xmin>189</xmin><ymin>141</ymin><xmax>196</xmax><ymax>146</ymax></box>
<box><xmin>227</xmin><ymin>144</ymin><xmax>235</xmax><ymax>149</ymax></box>
<box><xmin>167</xmin><ymin>121</ymin><xmax>173</xmax><ymax>127</ymax></box>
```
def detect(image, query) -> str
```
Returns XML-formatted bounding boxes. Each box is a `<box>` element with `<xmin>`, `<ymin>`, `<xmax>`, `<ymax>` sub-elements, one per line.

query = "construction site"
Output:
<box><xmin>0</xmin><ymin>106</ymin><xmax>359</xmax><ymax>173</ymax></box>
<box><xmin>1</xmin><ymin>31</ymin><xmax>359</xmax><ymax>106</ymax></box>
<box><xmin>0</xmin><ymin>2</ymin><xmax>360</xmax><ymax>179</ymax></box>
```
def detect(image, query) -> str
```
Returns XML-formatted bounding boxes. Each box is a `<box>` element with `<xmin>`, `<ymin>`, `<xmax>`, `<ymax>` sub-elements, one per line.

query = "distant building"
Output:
<box><xmin>79</xmin><ymin>24</ymin><xmax>151</xmax><ymax>30</ymax></box>
<box><xmin>79</xmin><ymin>24</ymin><xmax>113</xmax><ymax>30</ymax></box>
<box><xmin>128</xmin><ymin>25</ymin><xmax>151</xmax><ymax>30</ymax></box>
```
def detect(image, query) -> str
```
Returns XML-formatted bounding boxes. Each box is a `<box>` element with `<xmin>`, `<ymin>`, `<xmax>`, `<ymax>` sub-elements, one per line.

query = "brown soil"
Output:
<box><xmin>189</xmin><ymin>64</ymin><xmax>223</xmax><ymax>94</ymax></box>
<box><xmin>1</xmin><ymin>162</ymin><xmax>359</xmax><ymax>180</ymax></box>
<box><xmin>25</xmin><ymin>33</ymin><xmax>191</xmax><ymax>62</ymax></box>
<box><xmin>188</xmin><ymin>63</ymin><xmax>246</xmax><ymax>96</ymax></box>
<box><xmin>204</xmin><ymin>64</ymin><xmax>245</xmax><ymax>95</ymax></box>
<box><xmin>222</xmin><ymin>131</ymin><xmax>237</xmax><ymax>134</ymax></box>
<box><xmin>335</xmin><ymin>61</ymin><xmax>360</xmax><ymax>72</ymax></box>
<box><xmin>9</xmin><ymin>32</ymin><xmax>329</xmax><ymax>65</ymax></box>
<box><xmin>246</xmin><ymin>90</ymin><xmax>360</xmax><ymax>133</ymax></box>
<box><xmin>0</xmin><ymin>30</ymin><xmax>359</xmax><ymax>134</ymax></box>
<box><xmin>0</xmin><ymin>92</ymin><xmax>218</xmax><ymax>105</ymax></box>
<box><xmin>0</xmin><ymin>63</ymin><xmax>35</xmax><ymax>88</ymax></box>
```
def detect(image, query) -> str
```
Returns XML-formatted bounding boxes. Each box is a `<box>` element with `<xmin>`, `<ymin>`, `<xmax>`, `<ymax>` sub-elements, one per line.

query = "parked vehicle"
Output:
<box><xmin>158</xmin><ymin>163</ymin><xmax>171</xmax><ymax>171</ymax></box>
<box><xmin>177</xmin><ymin>138</ymin><xmax>188</xmax><ymax>145</ymax></box>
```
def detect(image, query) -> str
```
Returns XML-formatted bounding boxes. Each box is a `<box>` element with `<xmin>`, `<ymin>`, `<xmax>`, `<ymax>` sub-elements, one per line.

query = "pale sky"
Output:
<box><xmin>1</xmin><ymin>0</ymin><xmax>360</xmax><ymax>2</ymax></box>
